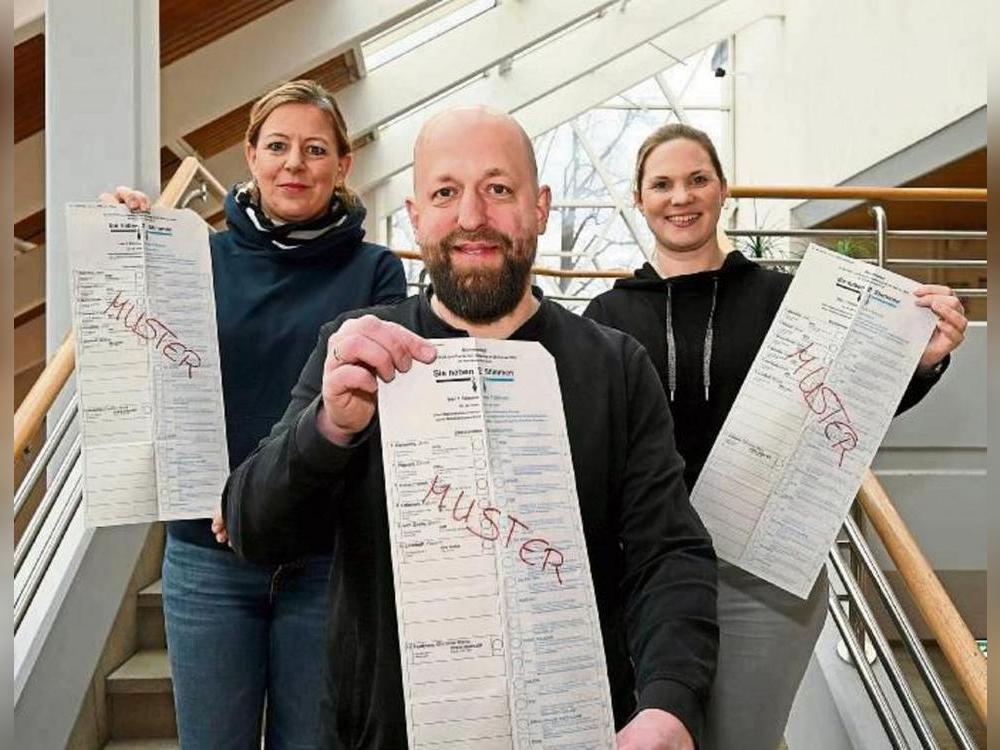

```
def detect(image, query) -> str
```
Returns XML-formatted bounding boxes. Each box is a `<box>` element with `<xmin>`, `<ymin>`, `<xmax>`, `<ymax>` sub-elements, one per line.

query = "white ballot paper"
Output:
<box><xmin>690</xmin><ymin>244</ymin><xmax>937</xmax><ymax>598</ymax></box>
<box><xmin>66</xmin><ymin>203</ymin><xmax>228</xmax><ymax>527</ymax></box>
<box><xmin>379</xmin><ymin>338</ymin><xmax>615</xmax><ymax>750</ymax></box>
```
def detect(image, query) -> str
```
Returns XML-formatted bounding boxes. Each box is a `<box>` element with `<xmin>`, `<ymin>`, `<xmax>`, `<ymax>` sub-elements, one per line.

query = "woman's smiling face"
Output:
<box><xmin>636</xmin><ymin>137</ymin><xmax>727</xmax><ymax>255</ymax></box>
<box><xmin>245</xmin><ymin>102</ymin><xmax>352</xmax><ymax>222</ymax></box>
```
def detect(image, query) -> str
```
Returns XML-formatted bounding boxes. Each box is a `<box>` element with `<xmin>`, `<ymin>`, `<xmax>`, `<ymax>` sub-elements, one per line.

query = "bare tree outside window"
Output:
<box><xmin>388</xmin><ymin>43</ymin><xmax>732</xmax><ymax>310</ymax></box>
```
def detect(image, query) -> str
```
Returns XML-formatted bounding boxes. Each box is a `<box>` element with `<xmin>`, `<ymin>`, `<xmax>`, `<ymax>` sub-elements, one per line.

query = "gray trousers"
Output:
<box><xmin>702</xmin><ymin>562</ymin><xmax>829</xmax><ymax>750</ymax></box>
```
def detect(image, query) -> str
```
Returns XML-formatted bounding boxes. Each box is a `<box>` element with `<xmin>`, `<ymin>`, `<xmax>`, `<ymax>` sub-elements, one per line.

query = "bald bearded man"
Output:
<box><xmin>224</xmin><ymin>107</ymin><xmax>718</xmax><ymax>750</ymax></box>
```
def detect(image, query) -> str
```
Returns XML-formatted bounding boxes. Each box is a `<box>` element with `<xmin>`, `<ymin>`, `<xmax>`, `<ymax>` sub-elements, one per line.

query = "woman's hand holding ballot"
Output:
<box><xmin>98</xmin><ymin>186</ymin><xmax>151</xmax><ymax>211</ymax></box>
<box><xmin>913</xmin><ymin>284</ymin><xmax>968</xmax><ymax>372</ymax></box>
<box><xmin>316</xmin><ymin>315</ymin><xmax>438</xmax><ymax>446</ymax></box>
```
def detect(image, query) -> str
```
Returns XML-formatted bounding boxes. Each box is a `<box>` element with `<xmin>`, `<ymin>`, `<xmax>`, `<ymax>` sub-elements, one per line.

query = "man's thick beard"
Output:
<box><xmin>424</xmin><ymin>229</ymin><xmax>535</xmax><ymax>324</ymax></box>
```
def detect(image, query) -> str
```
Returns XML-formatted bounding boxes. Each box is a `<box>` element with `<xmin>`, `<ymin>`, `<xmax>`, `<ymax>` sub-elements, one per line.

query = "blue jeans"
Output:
<box><xmin>162</xmin><ymin>535</ymin><xmax>332</xmax><ymax>749</ymax></box>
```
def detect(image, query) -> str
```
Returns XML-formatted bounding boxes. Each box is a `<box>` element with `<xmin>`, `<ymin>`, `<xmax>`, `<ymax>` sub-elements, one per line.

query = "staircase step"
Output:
<box><xmin>137</xmin><ymin>580</ymin><xmax>167</xmax><ymax>650</ymax></box>
<box><xmin>107</xmin><ymin>649</ymin><xmax>172</xmax><ymax>694</ymax></box>
<box><xmin>137</xmin><ymin>579</ymin><xmax>163</xmax><ymax>607</ymax></box>
<box><xmin>106</xmin><ymin>649</ymin><xmax>177</xmax><ymax>739</ymax></box>
<box><xmin>105</xmin><ymin>740</ymin><xmax>179</xmax><ymax>749</ymax></box>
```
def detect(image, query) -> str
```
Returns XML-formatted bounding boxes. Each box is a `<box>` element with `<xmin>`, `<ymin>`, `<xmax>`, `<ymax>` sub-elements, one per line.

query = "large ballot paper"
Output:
<box><xmin>378</xmin><ymin>339</ymin><xmax>615</xmax><ymax>749</ymax></box>
<box><xmin>690</xmin><ymin>244</ymin><xmax>937</xmax><ymax>598</ymax></box>
<box><xmin>66</xmin><ymin>203</ymin><xmax>228</xmax><ymax>527</ymax></box>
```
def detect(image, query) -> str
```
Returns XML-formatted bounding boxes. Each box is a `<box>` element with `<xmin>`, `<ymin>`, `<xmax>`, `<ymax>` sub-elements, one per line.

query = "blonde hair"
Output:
<box><xmin>634</xmin><ymin>123</ymin><xmax>726</xmax><ymax>196</ymax></box>
<box><xmin>245</xmin><ymin>79</ymin><xmax>358</xmax><ymax>209</ymax></box>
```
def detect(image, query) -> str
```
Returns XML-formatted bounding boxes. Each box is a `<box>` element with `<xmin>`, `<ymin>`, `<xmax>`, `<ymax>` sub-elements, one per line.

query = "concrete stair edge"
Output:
<box><xmin>106</xmin><ymin>649</ymin><xmax>172</xmax><ymax>694</ymax></box>
<box><xmin>137</xmin><ymin>579</ymin><xmax>163</xmax><ymax>608</ymax></box>
<box><xmin>104</xmin><ymin>739</ymin><xmax>179</xmax><ymax>749</ymax></box>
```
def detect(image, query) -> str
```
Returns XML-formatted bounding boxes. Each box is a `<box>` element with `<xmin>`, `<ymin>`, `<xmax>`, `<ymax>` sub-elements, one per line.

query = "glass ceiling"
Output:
<box><xmin>386</xmin><ymin>41</ymin><xmax>734</xmax><ymax>310</ymax></box>
<box><xmin>362</xmin><ymin>0</ymin><xmax>498</xmax><ymax>71</ymax></box>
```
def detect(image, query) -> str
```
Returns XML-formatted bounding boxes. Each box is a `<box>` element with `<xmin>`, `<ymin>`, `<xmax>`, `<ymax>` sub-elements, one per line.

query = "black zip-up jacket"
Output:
<box><xmin>584</xmin><ymin>252</ymin><xmax>946</xmax><ymax>492</ymax></box>
<box><xmin>224</xmin><ymin>289</ymin><xmax>718</xmax><ymax>748</ymax></box>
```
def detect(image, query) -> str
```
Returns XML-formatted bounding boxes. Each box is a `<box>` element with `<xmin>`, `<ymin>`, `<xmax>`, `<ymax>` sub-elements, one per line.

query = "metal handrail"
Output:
<box><xmin>14</xmin><ymin>477</ymin><xmax>84</xmax><ymax>632</ymax></box>
<box><xmin>842</xmin><ymin>517</ymin><xmax>979</xmax><ymax>749</ymax></box>
<box><xmin>14</xmin><ymin>394</ymin><xmax>78</xmax><ymax>519</ymax></box>
<box><xmin>856</xmin><ymin>473</ymin><xmax>988</xmax><ymax>724</ymax></box>
<box><xmin>16</xmin><ymin>180</ymin><xmax>985</xmax><ymax>452</ymax></box>
<box><xmin>727</xmin><ymin>185</ymin><xmax>985</xmax><ymax>202</ymax></box>
<box><xmin>14</xmin><ymin>435</ymin><xmax>81</xmax><ymax>577</ymax></box>
<box><xmin>828</xmin><ymin>546</ymin><xmax>940</xmax><ymax>749</ymax></box>
<box><xmin>13</xmin><ymin>166</ymin><xmax>987</xmax><ymax>735</ymax></box>
<box><xmin>725</xmin><ymin>228</ymin><xmax>986</xmax><ymax>241</ymax></box>
<box><xmin>827</xmin><ymin>589</ymin><xmax>911</xmax><ymax>749</ymax></box>
<box><xmin>394</xmin><ymin>223</ymin><xmax>987</xmax><ymax>289</ymax></box>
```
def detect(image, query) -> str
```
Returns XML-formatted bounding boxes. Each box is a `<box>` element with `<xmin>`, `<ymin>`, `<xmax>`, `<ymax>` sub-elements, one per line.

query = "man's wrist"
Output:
<box><xmin>316</xmin><ymin>404</ymin><xmax>358</xmax><ymax>447</ymax></box>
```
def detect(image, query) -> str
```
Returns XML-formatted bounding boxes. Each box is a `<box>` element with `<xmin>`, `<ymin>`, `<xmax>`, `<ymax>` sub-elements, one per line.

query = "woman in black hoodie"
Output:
<box><xmin>584</xmin><ymin>123</ymin><xmax>967</xmax><ymax>750</ymax></box>
<box><xmin>102</xmin><ymin>80</ymin><xmax>406</xmax><ymax>749</ymax></box>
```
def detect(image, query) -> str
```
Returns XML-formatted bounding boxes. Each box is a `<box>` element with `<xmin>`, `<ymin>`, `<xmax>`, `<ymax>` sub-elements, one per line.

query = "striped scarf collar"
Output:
<box><xmin>234</xmin><ymin>181</ymin><xmax>349</xmax><ymax>250</ymax></box>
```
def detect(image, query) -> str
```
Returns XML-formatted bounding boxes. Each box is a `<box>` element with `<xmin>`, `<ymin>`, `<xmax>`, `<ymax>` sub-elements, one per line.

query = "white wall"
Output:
<box><xmin>731</xmin><ymin>0</ymin><xmax>985</xmax><ymax>224</ymax></box>
<box><xmin>874</xmin><ymin>323</ymin><xmax>987</xmax><ymax>572</ymax></box>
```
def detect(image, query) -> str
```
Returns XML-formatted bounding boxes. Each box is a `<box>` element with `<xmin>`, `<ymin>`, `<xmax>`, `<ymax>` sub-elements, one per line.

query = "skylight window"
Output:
<box><xmin>363</xmin><ymin>0</ymin><xmax>497</xmax><ymax>71</ymax></box>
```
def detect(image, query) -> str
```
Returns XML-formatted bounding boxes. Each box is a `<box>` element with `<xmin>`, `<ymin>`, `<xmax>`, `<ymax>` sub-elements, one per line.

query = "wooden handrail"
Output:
<box><xmin>857</xmin><ymin>471</ymin><xmax>987</xmax><ymax>723</ymax></box>
<box><xmin>157</xmin><ymin>157</ymin><xmax>201</xmax><ymax>208</ymax></box>
<box><xmin>12</xmin><ymin>158</ymin><xmax>211</xmax><ymax>461</ymax></box>
<box><xmin>12</xmin><ymin>161</ymin><xmax>988</xmax><ymax>727</ymax></box>
<box><xmin>194</xmin><ymin>159</ymin><xmax>229</xmax><ymax>202</ymax></box>
<box><xmin>727</xmin><ymin>185</ymin><xmax>986</xmax><ymax>202</ymax></box>
<box><xmin>13</xmin><ymin>332</ymin><xmax>76</xmax><ymax>459</ymax></box>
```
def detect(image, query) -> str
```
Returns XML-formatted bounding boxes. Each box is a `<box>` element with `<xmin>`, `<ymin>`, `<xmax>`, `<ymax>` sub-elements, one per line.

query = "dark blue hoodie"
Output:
<box><xmin>169</xmin><ymin>187</ymin><xmax>407</xmax><ymax>549</ymax></box>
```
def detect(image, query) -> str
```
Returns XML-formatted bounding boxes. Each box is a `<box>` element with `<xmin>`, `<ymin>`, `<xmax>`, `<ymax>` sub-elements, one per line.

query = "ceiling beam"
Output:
<box><xmin>160</xmin><ymin>0</ymin><xmax>437</xmax><ymax>140</ymax></box>
<box><xmin>14</xmin><ymin>132</ymin><xmax>45</xmax><ymax>223</ymax></box>
<box><xmin>202</xmin><ymin>0</ymin><xmax>621</xmax><ymax>190</ymax></box>
<box><xmin>15</xmin><ymin>1</ymin><xmax>303</xmax><ymax>144</ymax></box>
<box><xmin>350</xmin><ymin>0</ymin><xmax>729</xmax><ymax>191</ymax></box>
<box><xmin>14</xmin><ymin>0</ymin><xmax>43</xmax><ymax>43</ymax></box>
<box><xmin>374</xmin><ymin>0</ymin><xmax>783</xmax><ymax>212</ymax></box>
<box><xmin>335</xmin><ymin>0</ymin><xmax>620</xmax><ymax>139</ymax></box>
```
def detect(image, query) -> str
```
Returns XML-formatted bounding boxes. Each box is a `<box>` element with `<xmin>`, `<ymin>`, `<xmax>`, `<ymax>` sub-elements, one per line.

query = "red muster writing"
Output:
<box><xmin>104</xmin><ymin>291</ymin><xmax>202</xmax><ymax>379</ymax></box>
<box><xmin>784</xmin><ymin>342</ymin><xmax>859</xmax><ymax>467</ymax></box>
<box><xmin>422</xmin><ymin>475</ymin><xmax>565</xmax><ymax>585</ymax></box>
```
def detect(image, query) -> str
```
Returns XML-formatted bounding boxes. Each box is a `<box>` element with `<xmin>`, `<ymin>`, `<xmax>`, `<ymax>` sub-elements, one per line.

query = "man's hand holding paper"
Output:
<box><xmin>616</xmin><ymin>708</ymin><xmax>694</xmax><ymax>750</ymax></box>
<box><xmin>316</xmin><ymin>315</ymin><xmax>437</xmax><ymax>446</ymax></box>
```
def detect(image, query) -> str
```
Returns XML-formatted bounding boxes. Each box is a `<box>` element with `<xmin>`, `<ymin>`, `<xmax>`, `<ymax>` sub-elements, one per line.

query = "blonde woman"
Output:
<box><xmin>104</xmin><ymin>80</ymin><xmax>406</xmax><ymax>748</ymax></box>
<box><xmin>585</xmin><ymin>123</ymin><xmax>966</xmax><ymax>750</ymax></box>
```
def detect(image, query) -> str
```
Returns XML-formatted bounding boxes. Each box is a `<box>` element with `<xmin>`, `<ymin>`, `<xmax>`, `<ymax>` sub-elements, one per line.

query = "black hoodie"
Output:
<box><xmin>169</xmin><ymin>187</ymin><xmax>407</xmax><ymax>549</ymax></box>
<box><xmin>224</xmin><ymin>290</ymin><xmax>719</xmax><ymax>748</ymax></box>
<box><xmin>584</xmin><ymin>251</ymin><xmax>945</xmax><ymax>492</ymax></box>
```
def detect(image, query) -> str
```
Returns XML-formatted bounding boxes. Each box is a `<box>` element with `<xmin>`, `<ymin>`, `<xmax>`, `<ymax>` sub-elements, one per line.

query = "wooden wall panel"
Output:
<box><xmin>15</xmin><ymin>209</ymin><xmax>46</xmax><ymax>246</ymax></box>
<box><xmin>14</xmin><ymin>34</ymin><xmax>44</xmax><ymax>143</ymax></box>
<box><xmin>14</xmin><ymin>2</ymin><xmax>295</xmax><ymax>141</ymax></box>
<box><xmin>183</xmin><ymin>53</ymin><xmax>357</xmax><ymax>157</ymax></box>
<box><xmin>160</xmin><ymin>0</ymin><xmax>294</xmax><ymax>65</ymax></box>
<box><xmin>818</xmin><ymin>149</ymin><xmax>986</xmax><ymax>231</ymax></box>
<box><xmin>160</xmin><ymin>147</ymin><xmax>183</xmax><ymax>183</ymax></box>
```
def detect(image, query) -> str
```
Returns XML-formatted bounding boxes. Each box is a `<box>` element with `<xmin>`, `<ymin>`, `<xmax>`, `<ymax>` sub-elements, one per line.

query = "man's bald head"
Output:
<box><xmin>405</xmin><ymin>105</ymin><xmax>551</xmax><ymax>326</ymax></box>
<box><xmin>412</xmin><ymin>106</ymin><xmax>538</xmax><ymax>188</ymax></box>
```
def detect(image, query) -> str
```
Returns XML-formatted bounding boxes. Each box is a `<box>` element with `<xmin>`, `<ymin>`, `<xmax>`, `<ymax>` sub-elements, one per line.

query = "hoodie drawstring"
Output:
<box><xmin>664</xmin><ymin>277</ymin><xmax>718</xmax><ymax>402</ymax></box>
<box><xmin>703</xmin><ymin>277</ymin><xmax>718</xmax><ymax>401</ymax></box>
<box><xmin>665</xmin><ymin>283</ymin><xmax>677</xmax><ymax>401</ymax></box>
